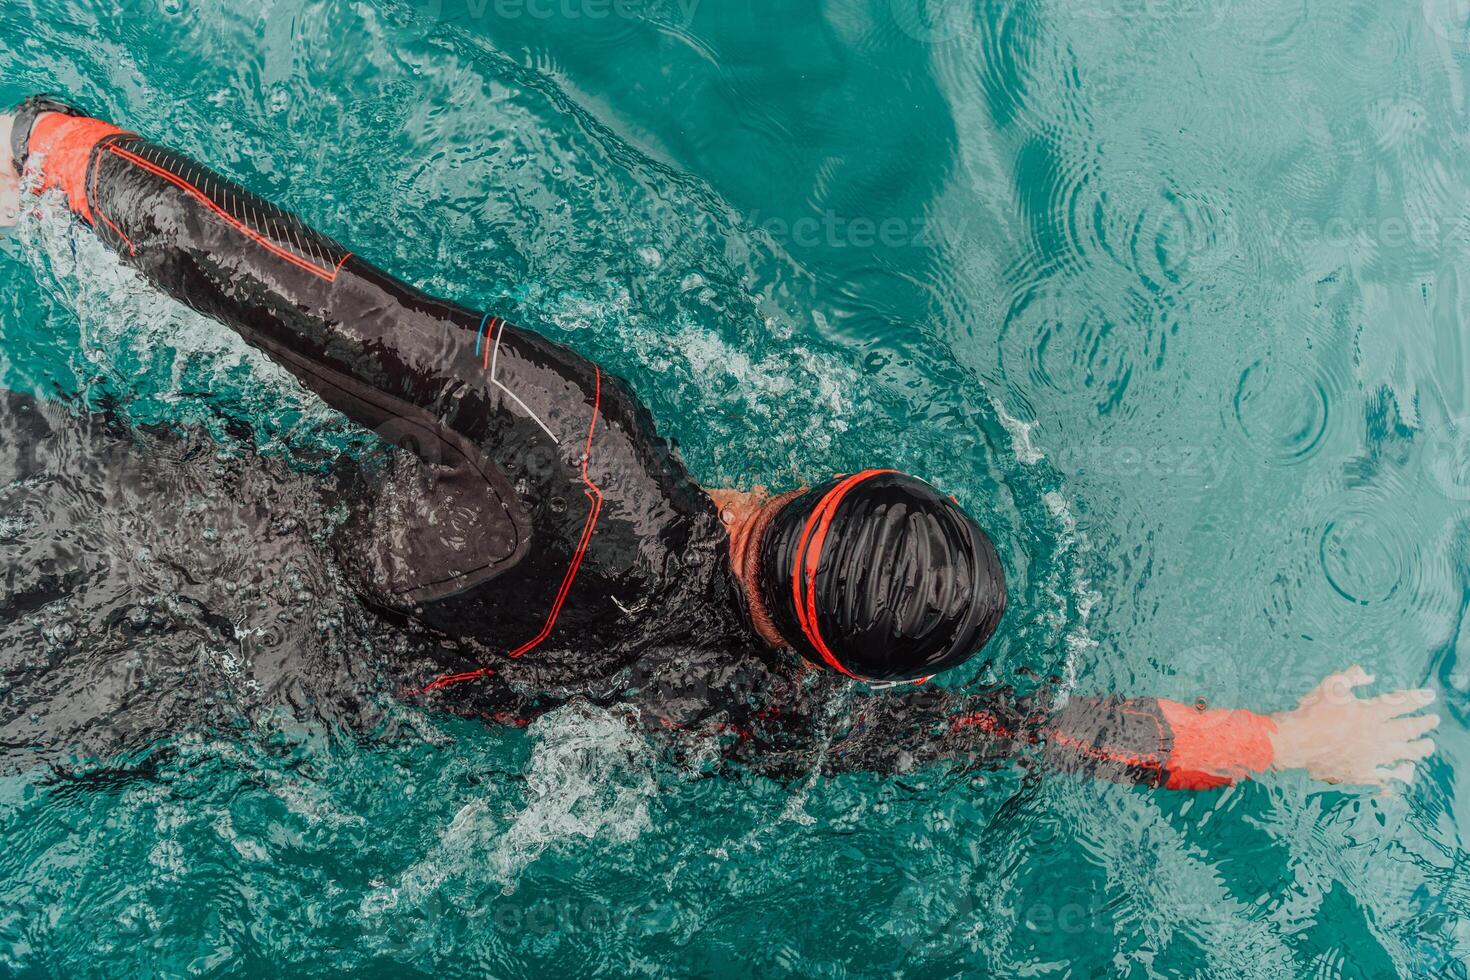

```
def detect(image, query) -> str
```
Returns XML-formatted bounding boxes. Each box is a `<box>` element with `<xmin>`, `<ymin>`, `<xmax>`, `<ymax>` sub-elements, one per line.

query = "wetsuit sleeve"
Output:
<box><xmin>17</xmin><ymin>103</ymin><xmax>554</xmax><ymax>617</ymax></box>
<box><xmin>808</xmin><ymin>688</ymin><xmax>1276</xmax><ymax>789</ymax></box>
<box><xmin>14</xmin><ymin>99</ymin><xmax>736</xmax><ymax>673</ymax></box>
<box><xmin>17</xmin><ymin>103</ymin><xmax>465</xmax><ymax>443</ymax></box>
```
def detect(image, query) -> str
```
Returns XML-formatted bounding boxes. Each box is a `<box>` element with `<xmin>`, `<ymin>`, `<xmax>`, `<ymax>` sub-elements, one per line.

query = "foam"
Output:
<box><xmin>360</xmin><ymin>703</ymin><xmax>656</xmax><ymax>931</ymax></box>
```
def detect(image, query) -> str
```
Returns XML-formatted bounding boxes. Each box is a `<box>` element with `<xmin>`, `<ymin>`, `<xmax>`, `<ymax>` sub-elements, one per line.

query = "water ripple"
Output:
<box><xmin>1230</xmin><ymin>358</ymin><xmax>1332</xmax><ymax>465</ymax></box>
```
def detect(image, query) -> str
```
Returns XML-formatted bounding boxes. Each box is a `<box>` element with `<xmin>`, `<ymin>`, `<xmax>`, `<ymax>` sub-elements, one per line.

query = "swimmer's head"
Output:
<box><xmin>748</xmin><ymin>470</ymin><xmax>1006</xmax><ymax>682</ymax></box>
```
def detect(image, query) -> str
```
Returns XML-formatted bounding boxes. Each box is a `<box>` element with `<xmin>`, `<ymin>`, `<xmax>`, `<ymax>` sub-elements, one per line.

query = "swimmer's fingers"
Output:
<box><xmin>1367</xmin><ymin>687</ymin><xmax>1437</xmax><ymax>718</ymax></box>
<box><xmin>1395</xmin><ymin>737</ymin><xmax>1438</xmax><ymax>762</ymax></box>
<box><xmin>1275</xmin><ymin>672</ymin><xmax>1439</xmax><ymax>790</ymax></box>
<box><xmin>1365</xmin><ymin>735</ymin><xmax>1437</xmax><ymax>793</ymax></box>
<box><xmin>1383</xmin><ymin>713</ymin><xmax>1441</xmax><ymax>743</ymax></box>
<box><xmin>1372</xmin><ymin>762</ymin><xmax>1419</xmax><ymax>790</ymax></box>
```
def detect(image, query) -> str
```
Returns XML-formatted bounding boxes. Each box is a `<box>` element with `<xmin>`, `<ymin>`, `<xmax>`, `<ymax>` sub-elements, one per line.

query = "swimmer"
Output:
<box><xmin>0</xmin><ymin>97</ymin><xmax>1441</xmax><ymax>789</ymax></box>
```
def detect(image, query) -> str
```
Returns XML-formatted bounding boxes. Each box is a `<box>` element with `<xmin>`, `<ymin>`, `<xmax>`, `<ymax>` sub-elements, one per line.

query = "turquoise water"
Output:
<box><xmin>1</xmin><ymin>0</ymin><xmax>1468</xmax><ymax>975</ymax></box>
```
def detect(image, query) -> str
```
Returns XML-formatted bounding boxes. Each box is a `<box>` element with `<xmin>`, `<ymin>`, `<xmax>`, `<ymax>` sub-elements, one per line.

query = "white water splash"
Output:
<box><xmin>362</xmin><ymin>703</ymin><xmax>656</xmax><ymax>931</ymax></box>
<box><xmin>991</xmin><ymin>389</ymin><xmax>1096</xmax><ymax>701</ymax></box>
<box><xmin>1044</xmin><ymin>489</ymin><xmax>1099</xmax><ymax>699</ymax></box>
<box><xmin>490</xmin><ymin>705</ymin><xmax>656</xmax><ymax>885</ymax></box>
<box><xmin>670</xmin><ymin>322</ymin><xmax>852</xmax><ymax>431</ymax></box>
<box><xmin>990</xmin><ymin>396</ymin><xmax>1044</xmax><ymax>465</ymax></box>
<box><xmin>535</xmin><ymin>283</ymin><xmax>855</xmax><ymax>466</ymax></box>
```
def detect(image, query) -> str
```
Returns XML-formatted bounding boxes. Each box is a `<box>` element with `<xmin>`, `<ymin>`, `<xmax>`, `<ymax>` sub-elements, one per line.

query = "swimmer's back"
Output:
<box><xmin>14</xmin><ymin>100</ymin><xmax>739</xmax><ymax>681</ymax></box>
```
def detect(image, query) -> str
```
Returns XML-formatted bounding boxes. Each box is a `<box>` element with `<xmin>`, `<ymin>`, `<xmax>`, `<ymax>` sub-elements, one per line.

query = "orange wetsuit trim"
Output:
<box><xmin>26</xmin><ymin>113</ymin><xmax>351</xmax><ymax>282</ymax></box>
<box><xmin>25</xmin><ymin>114</ymin><xmax>129</xmax><ymax>224</ymax></box>
<box><xmin>791</xmin><ymin>468</ymin><xmax>896</xmax><ymax>679</ymax></box>
<box><xmin>1158</xmin><ymin>699</ymin><xmax>1276</xmax><ymax>790</ymax></box>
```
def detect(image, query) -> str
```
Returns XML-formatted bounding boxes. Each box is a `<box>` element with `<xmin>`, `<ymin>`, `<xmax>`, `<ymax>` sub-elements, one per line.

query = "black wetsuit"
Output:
<box><xmin>5</xmin><ymin>101</ymin><xmax>1277</xmax><ymax>789</ymax></box>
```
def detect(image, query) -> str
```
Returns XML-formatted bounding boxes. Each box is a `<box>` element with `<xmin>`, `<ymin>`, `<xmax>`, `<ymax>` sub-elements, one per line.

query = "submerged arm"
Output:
<box><xmin>803</xmin><ymin>685</ymin><xmax>1268</xmax><ymax>789</ymax></box>
<box><xmin>762</xmin><ymin>665</ymin><xmax>1438</xmax><ymax>791</ymax></box>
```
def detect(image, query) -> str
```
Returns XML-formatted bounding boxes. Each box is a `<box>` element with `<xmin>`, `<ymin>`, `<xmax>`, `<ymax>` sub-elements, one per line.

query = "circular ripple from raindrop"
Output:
<box><xmin>1230</xmin><ymin>358</ymin><xmax>1331</xmax><ymax>465</ymax></box>
<box><xmin>1318</xmin><ymin>499</ymin><xmax>1418</xmax><ymax>607</ymax></box>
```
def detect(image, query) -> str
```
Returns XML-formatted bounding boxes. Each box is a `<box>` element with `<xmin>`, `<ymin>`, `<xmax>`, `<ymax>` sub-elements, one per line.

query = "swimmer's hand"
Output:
<box><xmin>1269</xmin><ymin>666</ymin><xmax>1439</xmax><ymax>789</ymax></box>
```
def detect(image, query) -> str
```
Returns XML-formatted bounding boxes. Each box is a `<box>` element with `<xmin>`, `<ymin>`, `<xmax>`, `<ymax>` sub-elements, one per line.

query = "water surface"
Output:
<box><xmin>0</xmin><ymin>0</ymin><xmax>1467</xmax><ymax>975</ymax></box>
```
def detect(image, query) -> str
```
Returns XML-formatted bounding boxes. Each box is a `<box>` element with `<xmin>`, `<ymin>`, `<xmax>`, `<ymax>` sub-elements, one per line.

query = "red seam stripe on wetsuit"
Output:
<box><xmin>509</xmin><ymin>365</ymin><xmax>604</xmax><ymax>657</ymax></box>
<box><xmin>26</xmin><ymin>112</ymin><xmax>351</xmax><ymax>282</ymax></box>
<box><xmin>1158</xmin><ymin>699</ymin><xmax>1276</xmax><ymax>790</ymax></box>
<box><xmin>106</xmin><ymin>142</ymin><xmax>348</xmax><ymax>282</ymax></box>
<box><xmin>951</xmin><ymin>704</ymin><xmax>1166</xmax><ymax>772</ymax></box>
<box><xmin>417</xmin><ymin>367</ymin><xmax>605</xmax><ymax>692</ymax></box>
<box><xmin>791</xmin><ymin>469</ymin><xmax>896</xmax><ymax>679</ymax></box>
<box><xmin>91</xmin><ymin>134</ymin><xmax>137</xmax><ymax>255</ymax></box>
<box><xmin>1046</xmin><ymin>704</ymin><xmax>1168</xmax><ymax>776</ymax></box>
<box><xmin>952</xmin><ymin>707</ymin><xmax>1167</xmax><ymax>777</ymax></box>
<box><xmin>24</xmin><ymin>113</ymin><xmax>129</xmax><ymax>224</ymax></box>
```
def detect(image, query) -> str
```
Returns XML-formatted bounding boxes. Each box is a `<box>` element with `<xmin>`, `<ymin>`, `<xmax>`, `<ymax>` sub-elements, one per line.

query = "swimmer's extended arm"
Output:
<box><xmin>803</xmin><ymin>686</ymin><xmax>1260</xmax><ymax>789</ymax></box>
<box><xmin>813</xmin><ymin>667</ymin><xmax>1438</xmax><ymax>790</ymax></box>
<box><xmin>9</xmin><ymin>100</ymin><xmax>599</xmax><ymax>484</ymax></box>
<box><xmin>10</xmin><ymin>100</ymin><xmax>549</xmax><ymax>621</ymax></box>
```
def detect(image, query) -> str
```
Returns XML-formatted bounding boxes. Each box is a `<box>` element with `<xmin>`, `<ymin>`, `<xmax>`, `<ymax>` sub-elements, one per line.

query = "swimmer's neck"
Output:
<box><xmin>706</xmin><ymin>486</ymin><xmax>792</xmax><ymax>649</ymax></box>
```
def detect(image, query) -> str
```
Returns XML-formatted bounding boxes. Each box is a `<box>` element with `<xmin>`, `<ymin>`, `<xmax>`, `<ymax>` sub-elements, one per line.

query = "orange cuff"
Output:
<box><xmin>24</xmin><ymin>113</ymin><xmax>128</xmax><ymax>224</ymax></box>
<box><xmin>1159</xmin><ymin>699</ymin><xmax>1276</xmax><ymax>790</ymax></box>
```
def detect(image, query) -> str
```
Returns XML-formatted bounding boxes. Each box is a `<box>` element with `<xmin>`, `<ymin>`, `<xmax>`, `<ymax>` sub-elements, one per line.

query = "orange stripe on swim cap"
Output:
<box><xmin>791</xmin><ymin>468</ymin><xmax>896</xmax><ymax>680</ymax></box>
<box><xmin>791</xmin><ymin>477</ymin><xmax>853</xmax><ymax>670</ymax></box>
<box><xmin>25</xmin><ymin>114</ymin><xmax>128</xmax><ymax>224</ymax></box>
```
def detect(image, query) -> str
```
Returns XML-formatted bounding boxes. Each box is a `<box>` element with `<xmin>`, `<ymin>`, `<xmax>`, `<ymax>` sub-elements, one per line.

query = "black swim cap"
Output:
<box><xmin>757</xmin><ymin>470</ymin><xmax>1006</xmax><ymax>682</ymax></box>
